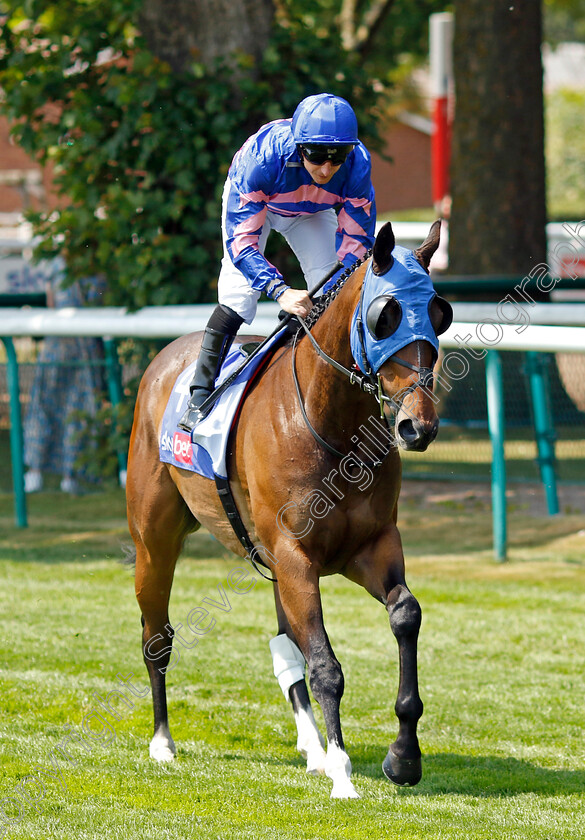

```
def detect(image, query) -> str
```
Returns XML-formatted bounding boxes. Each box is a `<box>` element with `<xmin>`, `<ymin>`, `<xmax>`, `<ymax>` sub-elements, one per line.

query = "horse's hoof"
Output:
<box><xmin>149</xmin><ymin>734</ymin><xmax>176</xmax><ymax>763</ymax></box>
<box><xmin>305</xmin><ymin>746</ymin><xmax>327</xmax><ymax>775</ymax></box>
<box><xmin>382</xmin><ymin>747</ymin><xmax>422</xmax><ymax>787</ymax></box>
<box><xmin>330</xmin><ymin>780</ymin><xmax>360</xmax><ymax>799</ymax></box>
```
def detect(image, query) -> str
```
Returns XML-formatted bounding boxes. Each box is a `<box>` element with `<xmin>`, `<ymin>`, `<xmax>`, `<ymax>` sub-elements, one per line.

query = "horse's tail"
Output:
<box><xmin>120</xmin><ymin>542</ymin><xmax>137</xmax><ymax>570</ymax></box>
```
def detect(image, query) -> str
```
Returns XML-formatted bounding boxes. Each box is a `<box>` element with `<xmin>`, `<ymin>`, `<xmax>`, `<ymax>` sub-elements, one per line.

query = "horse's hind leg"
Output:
<box><xmin>270</xmin><ymin>586</ymin><xmax>327</xmax><ymax>775</ymax></box>
<box><xmin>128</xmin><ymin>466</ymin><xmax>195</xmax><ymax>762</ymax></box>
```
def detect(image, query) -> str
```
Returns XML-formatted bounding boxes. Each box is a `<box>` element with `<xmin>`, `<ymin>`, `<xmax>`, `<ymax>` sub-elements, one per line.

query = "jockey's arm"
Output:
<box><xmin>332</xmin><ymin>145</ymin><xmax>377</xmax><ymax>278</ymax></box>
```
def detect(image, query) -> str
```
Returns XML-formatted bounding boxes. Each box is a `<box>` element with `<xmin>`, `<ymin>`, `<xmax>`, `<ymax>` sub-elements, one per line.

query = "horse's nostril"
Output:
<box><xmin>398</xmin><ymin>417</ymin><xmax>439</xmax><ymax>448</ymax></box>
<box><xmin>397</xmin><ymin>418</ymin><xmax>418</xmax><ymax>443</ymax></box>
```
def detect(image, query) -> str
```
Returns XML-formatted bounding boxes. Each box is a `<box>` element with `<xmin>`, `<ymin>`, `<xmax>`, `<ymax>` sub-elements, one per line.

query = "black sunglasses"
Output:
<box><xmin>299</xmin><ymin>144</ymin><xmax>354</xmax><ymax>166</ymax></box>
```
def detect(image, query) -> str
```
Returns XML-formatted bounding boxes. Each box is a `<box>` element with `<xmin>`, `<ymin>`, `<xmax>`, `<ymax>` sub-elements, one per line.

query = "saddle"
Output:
<box><xmin>159</xmin><ymin>326</ymin><xmax>289</xmax><ymax>480</ymax></box>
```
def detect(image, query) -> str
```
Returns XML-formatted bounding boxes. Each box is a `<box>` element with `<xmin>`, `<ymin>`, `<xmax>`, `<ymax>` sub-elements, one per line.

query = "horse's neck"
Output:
<box><xmin>310</xmin><ymin>268</ymin><xmax>364</xmax><ymax>366</ymax></box>
<box><xmin>295</xmin><ymin>267</ymin><xmax>370</xmax><ymax>430</ymax></box>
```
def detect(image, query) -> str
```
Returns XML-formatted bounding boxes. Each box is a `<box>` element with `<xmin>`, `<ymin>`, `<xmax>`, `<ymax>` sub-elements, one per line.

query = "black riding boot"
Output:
<box><xmin>178</xmin><ymin>305</ymin><xmax>243</xmax><ymax>432</ymax></box>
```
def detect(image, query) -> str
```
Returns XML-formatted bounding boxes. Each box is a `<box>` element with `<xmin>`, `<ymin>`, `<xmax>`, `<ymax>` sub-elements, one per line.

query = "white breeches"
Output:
<box><xmin>217</xmin><ymin>178</ymin><xmax>339</xmax><ymax>324</ymax></box>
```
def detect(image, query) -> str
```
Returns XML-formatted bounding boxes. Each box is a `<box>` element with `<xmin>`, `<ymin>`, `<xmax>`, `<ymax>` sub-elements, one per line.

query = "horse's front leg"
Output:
<box><xmin>344</xmin><ymin>525</ymin><xmax>423</xmax><ymax>786</ymax></box>
<box><xmin>383</xmin><ymin>582</ymin><xmax>423</xmax><ymax>786</ymax></box>
<box><xmin>274</xmin><ymin>550</ymin><xmax>358</xmax><ymax>799</ymax></box>
<box><xmin>270</xmin><ymin>584</ymin><xmax>327</xmax><ymax>775</ymax></box>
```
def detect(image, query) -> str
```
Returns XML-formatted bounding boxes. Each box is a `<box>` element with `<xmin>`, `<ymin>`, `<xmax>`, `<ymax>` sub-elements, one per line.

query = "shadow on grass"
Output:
<box><xmin>173</xmin><ymin>743</ymin><xmax>585</xmax><ymax>801</ymax></box>
<box><xmin>351</xmin><ymin>747</ymin><xmax>585</xmax><ymax>797</ymax></box>
<box><xmin>3</xmin><ymin>476</ymin><xmax>584</xmax><ymax>564</ymax></box>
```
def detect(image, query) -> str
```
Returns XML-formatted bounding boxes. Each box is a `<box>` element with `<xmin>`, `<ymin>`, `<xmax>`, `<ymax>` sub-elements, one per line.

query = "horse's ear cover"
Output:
<box><xmin>366</xmin><ymin>295</ymin><xmax>402</xmax><ymax>340</ymax></box>
<box><xmin>429</xmin><ymin>294</ymin><xmax>453</xmax><ymax>336</ymax></box>
<box><xmin>372</xmin><ymin>221</ymin><xmax>396</xmax><ymax>276</ymax></box>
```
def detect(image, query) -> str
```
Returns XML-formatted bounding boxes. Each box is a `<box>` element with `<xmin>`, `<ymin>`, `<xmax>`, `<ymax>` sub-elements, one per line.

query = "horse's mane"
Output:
<box><xmin>301</xmin><ymin>248</ymin><xmax>373</xmax><ymax>331</ymax></box>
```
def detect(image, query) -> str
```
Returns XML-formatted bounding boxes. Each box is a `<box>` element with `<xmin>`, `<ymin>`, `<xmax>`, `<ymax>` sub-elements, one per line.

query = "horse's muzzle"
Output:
<box><xmin>395</xmin><ymin>414</ymin><xmax>439</xmax><ymax>452</ymax></box>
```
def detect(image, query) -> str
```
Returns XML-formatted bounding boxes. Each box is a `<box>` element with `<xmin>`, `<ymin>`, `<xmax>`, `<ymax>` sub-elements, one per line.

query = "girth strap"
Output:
<box><xmin>214</xmin><ymin>475</ymin><xmax>277</xmax><ymax>582</ymax></box>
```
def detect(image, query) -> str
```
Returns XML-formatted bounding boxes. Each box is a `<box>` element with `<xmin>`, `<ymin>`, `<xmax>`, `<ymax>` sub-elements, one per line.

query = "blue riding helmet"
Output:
<box><xmin>350</xmin><ymin>246</ymin><xmax>452</xmax><ymax>375</ymax></box>
<box><xmin>291</xmin><ymin>93</ymin><xmax>359</xmax><ymax>145</ymax></box>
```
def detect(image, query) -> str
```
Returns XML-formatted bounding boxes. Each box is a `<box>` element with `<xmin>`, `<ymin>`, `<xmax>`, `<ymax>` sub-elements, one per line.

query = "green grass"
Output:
<box><xmin>401</xmin><ymin>425</ymin><xmax>585</xmax><ymax>484</ymax></box>
<box><xmin>1</xmin><ymin>487</ymin><xmax>584</xmax><ymax>839</ymax></box>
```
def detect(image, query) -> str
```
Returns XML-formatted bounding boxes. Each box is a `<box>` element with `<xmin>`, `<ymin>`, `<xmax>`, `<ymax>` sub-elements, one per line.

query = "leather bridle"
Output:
<box><xmin>291</xmin><ymin>318</ymin><xmax>431</xmax><ymax>469</ymax></box>
<box><xmin>291</xmin><ymin>320</ymin><xmax>393</xmax><ymax>468</ymax></box>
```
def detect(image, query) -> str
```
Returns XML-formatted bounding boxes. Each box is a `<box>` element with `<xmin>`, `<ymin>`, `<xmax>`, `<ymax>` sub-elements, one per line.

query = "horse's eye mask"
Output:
<box><xmin>366</xmin><ymin>294</ymin><xmax>402</xmax><ymax>340</ymax></box>
<box><xmin>351</xmin><ymin>245</ymin><xmax>453</xmax><ymax>374</ymax></box>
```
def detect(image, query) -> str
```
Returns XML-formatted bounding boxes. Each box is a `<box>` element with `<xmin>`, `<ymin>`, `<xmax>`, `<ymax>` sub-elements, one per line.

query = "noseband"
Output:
<box><xmin>381</xmin><ymin>353</ymin><xmax>436</xmax><ymax>399</ymax></box>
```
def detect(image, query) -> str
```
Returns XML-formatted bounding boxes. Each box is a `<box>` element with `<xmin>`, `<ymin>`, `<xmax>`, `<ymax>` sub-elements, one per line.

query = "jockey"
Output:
<box><xmin>178</xmin><ymin>92</ymin><xmax>377</xmax><ymax>433</ymax></box>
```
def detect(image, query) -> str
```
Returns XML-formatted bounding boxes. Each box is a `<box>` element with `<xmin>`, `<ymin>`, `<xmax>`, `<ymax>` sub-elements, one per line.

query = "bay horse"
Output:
<box><xmin>126</xmin><ymin>221</ymin><xmax>452</xmax><ymax>799</ymax></box>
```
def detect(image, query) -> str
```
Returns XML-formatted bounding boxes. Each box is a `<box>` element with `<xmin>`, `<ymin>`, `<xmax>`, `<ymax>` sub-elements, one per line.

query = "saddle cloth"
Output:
<box><xmin>159</xmin><ymin>328</ymin><xmax>287</xmax><ymax>480</ymax></box>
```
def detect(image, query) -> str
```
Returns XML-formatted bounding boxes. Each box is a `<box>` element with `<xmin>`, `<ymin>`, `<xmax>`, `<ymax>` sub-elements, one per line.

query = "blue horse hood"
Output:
<box><xmin>350</xmin><ymin>245</ymin><xmax>440</xmax><ymax>374</ymax></box>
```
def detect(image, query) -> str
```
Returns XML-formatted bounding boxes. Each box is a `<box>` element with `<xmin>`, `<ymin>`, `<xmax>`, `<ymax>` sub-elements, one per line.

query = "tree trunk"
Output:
<box><xmin>138</xmin><ymin>0</ymin><xmax>275</xmax><ymax>74</ymax></box>
<box><xmin>448</xmin><ymin>1</ymin><xmax>547</xmax><ymax>278</ymax></box>
<box><xmin>339</xmin><ymin>0</ymin><xmax>396</xmax><ymax>55</ymax></box>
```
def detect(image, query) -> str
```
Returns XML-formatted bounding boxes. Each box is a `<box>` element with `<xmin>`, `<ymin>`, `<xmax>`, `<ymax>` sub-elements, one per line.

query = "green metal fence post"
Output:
<box><xmin>485</xmin><ymin>349</ymin><xmax>506</xmax><ymax>562</ymax></box>
<box><xmin>524</xmin><ymin>351</ymin><xmax>559</xmax><ymax>515</ymax></box>
<box><xmin>103</xmin><ymin>338</ymin><xmax>128</xmax><ymax>485</ymax></box>
<box><xmin>1</xmin><ymin>337</ymin><xmax>27</xmax><ymax>527</ymax></box>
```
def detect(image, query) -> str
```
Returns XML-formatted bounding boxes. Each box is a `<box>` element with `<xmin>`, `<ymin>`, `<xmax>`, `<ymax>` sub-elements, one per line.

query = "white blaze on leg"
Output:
<box><xmin>149</xmin><ymin>725</ymin><xmax>176</xmax><ymax>762</ymax></box>
<box><xmin>270</xmin><ymin>634</ymin><xmax>326</xmax><ymax>773</ymax></box>
<box><xmin>294</xmin><ymin>706</ymin><xmax>326</xmax><ymax>775</ymax></box>
<box><xmin>325</xmin><ymin>741</ymin><xmax>359</xmax><ymax>799</ymax></box>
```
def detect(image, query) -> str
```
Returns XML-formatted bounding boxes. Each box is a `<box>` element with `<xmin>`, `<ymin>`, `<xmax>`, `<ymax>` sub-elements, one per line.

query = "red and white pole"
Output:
<box><xmin>430</xmin><ymin>12</ymin><xmax>454</xmax><ymax>211</ymax></box>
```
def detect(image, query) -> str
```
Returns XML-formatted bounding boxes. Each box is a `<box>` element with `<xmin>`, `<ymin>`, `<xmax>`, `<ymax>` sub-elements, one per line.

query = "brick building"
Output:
<box><xmin>370</xmin><ymin>113</ymin><xmax>432</xmax><ymax>215</ymax></box>
<box><xmin>0</xmin><ymin>116</ymin><xmax>59</xmax><ymax>224</ymax></box>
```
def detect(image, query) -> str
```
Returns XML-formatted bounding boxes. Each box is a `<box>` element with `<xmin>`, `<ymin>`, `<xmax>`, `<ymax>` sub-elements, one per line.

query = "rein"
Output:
<box><xmin>216</xmin><ymin>252</ymin><xmax>435</xmax><ymax>574</ymax></box>
<box><xmin>291</xmin><ymin>319</ymin><xmax>394</xmax><ymax>468</ymax></box>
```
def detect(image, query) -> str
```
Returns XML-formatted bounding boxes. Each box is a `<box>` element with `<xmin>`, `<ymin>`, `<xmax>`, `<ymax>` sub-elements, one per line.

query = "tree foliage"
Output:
<box><xmin>544</xmin><ymin>0</ymin><xmax>585</xmax><ymax>43</ymax></box>
<box><xmin>0</xmin><ymin>0</ymin><xmax>387</xmax><ymax>307</ymax></box>
<box><xmin>288</xmin><ymin>0</ymin><xmax>448</xmax><ymax>80</ymax></box>
<box><xmin>0</xmin><ymin>0</ymin><xmax>443</xmax><ymax>478</ymax></box>
<box><xmin>546</xmin><ymin>88</ymin><xmax>585</xmax><ymax>220</ymax></box>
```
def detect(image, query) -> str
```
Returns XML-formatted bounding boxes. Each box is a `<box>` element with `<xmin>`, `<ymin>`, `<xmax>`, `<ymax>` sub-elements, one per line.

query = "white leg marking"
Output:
<box><xmin>294</xmin><ymin>707</ymin><xmax>327</xmax><ymax>775</ymax></box>
<box><xmin>325</xmin><ymin>741</ymin><xmax>359</xmax><ymax>799</ymax></box>
<box><xmin>149</xmin><ymin>727</ymin><xmax>176</xmax><ymax>762</ymax></box>
<box><xmin>269</xmin><ymin>634</ymin><xmax>306</xmax><ymax>699</ymax></box>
